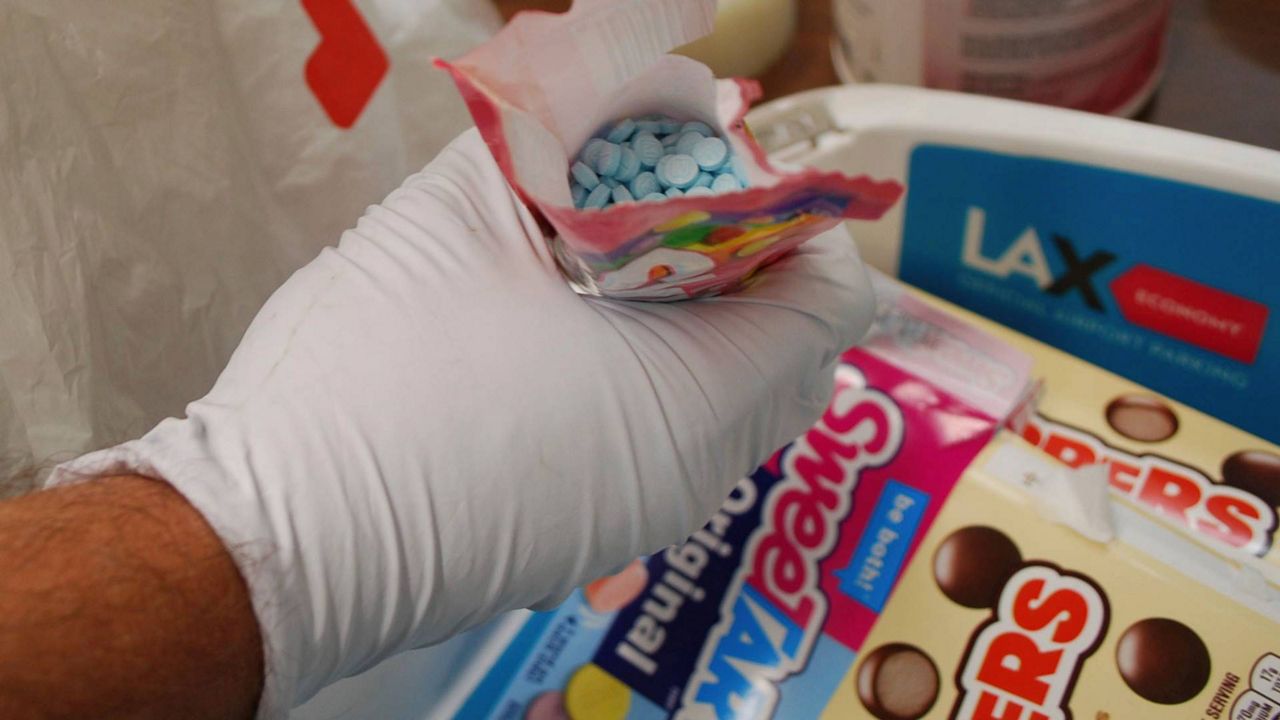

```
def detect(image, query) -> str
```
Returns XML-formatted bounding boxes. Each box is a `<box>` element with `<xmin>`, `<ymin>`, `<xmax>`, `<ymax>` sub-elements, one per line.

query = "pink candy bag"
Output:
<box><xmin>436</xmin><ymin>0</ymin><xmax>904</xmax><ymax>300</ymax></box>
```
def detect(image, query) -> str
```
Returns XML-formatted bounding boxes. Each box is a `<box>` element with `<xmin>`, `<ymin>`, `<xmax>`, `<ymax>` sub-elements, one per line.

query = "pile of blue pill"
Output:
<box><xmin>569</xmin><ymin>115</ymin><xmax>749</xmax><ymax>210</ymax></box>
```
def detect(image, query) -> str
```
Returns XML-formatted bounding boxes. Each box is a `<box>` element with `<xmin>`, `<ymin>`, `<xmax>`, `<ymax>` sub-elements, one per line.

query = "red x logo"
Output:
<box><xmin>301</xmin><ymin>0</ymin><xmax>389</xmax><ymax>129</ymax></box>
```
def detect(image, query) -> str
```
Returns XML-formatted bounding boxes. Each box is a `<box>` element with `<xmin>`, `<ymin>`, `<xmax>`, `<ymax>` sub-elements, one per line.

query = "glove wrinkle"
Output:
<box><xmin>46</xmin><ymin>129</ymin><xmax>876</xmax><ymax>718</ymax></box>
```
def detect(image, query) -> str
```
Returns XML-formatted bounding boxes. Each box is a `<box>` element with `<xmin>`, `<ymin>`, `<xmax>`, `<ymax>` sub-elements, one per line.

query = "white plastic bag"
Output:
<box><xmin>0</xmin><ymin>0</ymin><xmax>500</xmax><ymax>495</ymax></box>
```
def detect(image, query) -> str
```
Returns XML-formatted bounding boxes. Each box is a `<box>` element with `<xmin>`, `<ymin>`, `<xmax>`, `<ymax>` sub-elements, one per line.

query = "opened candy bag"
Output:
<box><xmin>436</xmin><ymin>0</ymin><xmax>903</xmax><ymax>300</ymax></box>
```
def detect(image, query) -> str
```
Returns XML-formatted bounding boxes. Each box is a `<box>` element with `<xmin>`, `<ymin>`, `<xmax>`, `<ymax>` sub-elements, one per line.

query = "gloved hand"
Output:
<box><xmin>50</xmin><ymin>130</ymin><xmax>875</xmax><ymax>718</ymax></box>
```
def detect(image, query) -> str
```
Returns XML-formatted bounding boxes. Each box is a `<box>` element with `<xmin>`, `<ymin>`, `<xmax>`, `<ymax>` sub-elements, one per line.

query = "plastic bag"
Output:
<box><xmin>438</xmin><ymin>0</ymin><xmax>903</xmax><ymax>300</ymax></box>
<box><xmin>0</xmin><ymin>0</ymin><xmax>499</xmax><ymax>496</ymax></box>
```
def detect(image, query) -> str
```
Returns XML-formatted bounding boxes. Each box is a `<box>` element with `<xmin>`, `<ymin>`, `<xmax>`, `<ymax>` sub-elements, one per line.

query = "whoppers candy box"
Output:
<box><xmin>436</xmin><ymin>276</ymin><xmax>1280</xmax><ymax>720</ymax></box>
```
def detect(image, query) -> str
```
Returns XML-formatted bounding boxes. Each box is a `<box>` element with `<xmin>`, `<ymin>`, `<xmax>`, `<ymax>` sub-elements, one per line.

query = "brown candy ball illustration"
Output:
<box><xmin>1115</xmin><ymin>618</ymin><xmax>1211</xmax><ymax>704</ymax></box>
<box><xmin>933</xmin><ymin>526</ymin><xmax>1023</xmax><ymax>609</ymax></box>
<box><xmin>856</xmin><ymin>643</ymin><xmax>940</xmax><ymax>720</ymax></box>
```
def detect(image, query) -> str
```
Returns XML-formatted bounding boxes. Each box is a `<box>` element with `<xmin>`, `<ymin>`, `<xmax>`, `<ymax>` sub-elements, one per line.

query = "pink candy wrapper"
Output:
<box><xmin>436</xmin><ymin>0</ymin><xmax>903</xmax><ymax>300</ymax></box>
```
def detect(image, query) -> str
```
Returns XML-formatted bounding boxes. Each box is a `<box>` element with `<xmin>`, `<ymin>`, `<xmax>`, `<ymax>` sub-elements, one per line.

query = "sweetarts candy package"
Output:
<box><xmin>435</xmin><ymin>0</ymin><xmax>903</xmax><ymax>300</ymax></box>
<box><xmin>438</xmin><ymin>281</ymin><xmax>1031</xmax><ymax>717</ymax></box>
<box><xmin>437</xmin><ymin>279</ymin><xmax>1280</xmax><ymax>719</ymax></box>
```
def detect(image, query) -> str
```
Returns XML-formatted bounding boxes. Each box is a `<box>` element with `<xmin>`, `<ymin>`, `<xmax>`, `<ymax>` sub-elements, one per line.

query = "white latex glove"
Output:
<box><xmin>50</xmin><ymin>130</ymin><xmax>875</xmax><ymax>718</ymax></box>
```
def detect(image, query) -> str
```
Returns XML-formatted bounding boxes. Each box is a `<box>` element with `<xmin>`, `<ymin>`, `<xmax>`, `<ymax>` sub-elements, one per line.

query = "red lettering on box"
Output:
<box><xmin>954</xmin><ymin>564</ymin><xmax>1108</xmax><ymax>720</ymax></box>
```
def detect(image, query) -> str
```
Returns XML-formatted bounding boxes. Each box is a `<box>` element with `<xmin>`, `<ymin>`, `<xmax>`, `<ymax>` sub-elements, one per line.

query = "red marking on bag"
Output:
<box><xmin>302</xmin><ymin>0</ymin><xmax>389</xmax><ymax>128</ymax></box>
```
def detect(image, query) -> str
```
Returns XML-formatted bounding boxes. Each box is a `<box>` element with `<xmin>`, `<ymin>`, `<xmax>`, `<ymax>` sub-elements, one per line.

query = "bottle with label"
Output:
<box><xmin>832</xmin><ymin>0</ymin><xmax>1173</xmax><ymax>117</ymax></box>
<box><xmin>678</xmin><ymin>0</ymin><xmax>798</xmax><ymax>78</ymax></box>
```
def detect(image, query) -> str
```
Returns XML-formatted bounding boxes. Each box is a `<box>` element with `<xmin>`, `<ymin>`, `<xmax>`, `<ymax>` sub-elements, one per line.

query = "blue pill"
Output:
<box><xmin>712</xmin><ymin>173</ymin><xmax>742</xmax><ymax>193</ymax></box>
<box><xmin>584</xmin><ymin>184</ymin><xmax>611</xmax><ymax>210</ymax></box>
<box><xmin>664</xmin><ymin>187</ymin><xmax>684</xmax><ymax>198</ymax></box>
<box><xmin>631</xmin><ymin>133</ymin><xmax>664</xmax><ymax>167</ymax></box>
<box><xmin>580</xmin><ymin>139</ymin><xmax>608</xmax><ymax>167</ymax></box>
<box><xmin>571</xmin><ymin>182</ymin><xmax>588</xmax><ymax>208</ymax></box>
<box><xmin>656</xmin><ymin>154</ymin><xmax>699</xmax><ymax>189</ymax></box>
<box><xmin>661</xmin><ymin>133</ymin><xmax>681</xmax><ymax>148</ymax></box>
<box><xmin>685</xmin><ymin>186</ymin><xmax>714</xmax><ymax>197</ymax></box>
<box><xmin>595</xmin><ymin>143</ymin><xmax>622</xmax><ymax>176</ymax></box>
<box><xmin>570</xmin><ymin>161</ymin><xmax>600</xmax><ymax>190</ymax></box>
<box><xmin>636</xmin><ymin>120</ymin><xmax>663</xmax><ymax>134</ymax></box>
<box><xmin>615</xmin><ymin>146</ymin><xmax>641</xmax><ymax>182</ymax></box>
<box><xmin>606</xmin><ymin>119</ymin><xmax>637</xmax><ymax>143</ymax></box>
<box><xmin>658</xmin><ymin>121</ymin><xmax>682</xmax><ymax>135</ymax></box>
<box><xmin>602</xmin><ymin>176</ymin><xmax>620</xmax><ymax>188</ymax></box>
<box><xmin>692</xmin><ymin>136</ymin><xmax>728</xmax><ymax>171</ymax></box>
<box><xmin>612</xmin><ymin>185</ymin><xmax>634</xmax><ymax>204</ymax></box>
<box><xmin>642</xmin><ymin>193</ymin><xmax>668</xmax><ymax>202</ymax></box>
<box><xmin>630</xmin><ymin>171</ymin><xmax>660</xmax><ymax>198</ymax></box>
<box><xmin>675</xmin><ymin>131</ymin><xmax>704</xmax><ymax>156</ymax></box>
<box><xmin>693</xmin><ymin>172</ymin><xmax>713</xmax><ymax>189</ymax></box>
<box><xmin>681</xmin><ymin>120</ymin><xmax>714</xmax><ymax>136</ymax></box>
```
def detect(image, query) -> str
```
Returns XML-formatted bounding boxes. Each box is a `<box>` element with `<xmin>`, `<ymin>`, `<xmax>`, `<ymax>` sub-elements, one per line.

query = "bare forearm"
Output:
<box><xmin>0</xmin><ymin>476</ymin><xmax>263</xmax><ymax>719</ymax></box>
